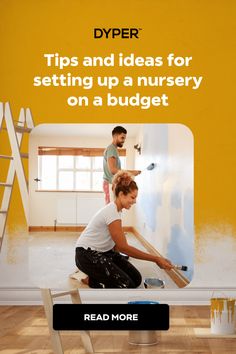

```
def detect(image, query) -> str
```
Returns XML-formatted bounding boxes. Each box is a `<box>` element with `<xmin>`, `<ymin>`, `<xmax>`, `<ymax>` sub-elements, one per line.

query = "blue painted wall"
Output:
<box><xmin>135</xmin><ymin>124</ymin><xmax>194</xmax><ymax>282</ymax></box>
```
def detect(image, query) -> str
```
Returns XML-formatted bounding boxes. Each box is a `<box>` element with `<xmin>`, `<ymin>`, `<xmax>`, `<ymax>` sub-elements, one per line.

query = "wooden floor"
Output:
<box><xmin>0</xmin><ymin>305</ymin><xmax>235</xmax><ymax>353</ymax></box>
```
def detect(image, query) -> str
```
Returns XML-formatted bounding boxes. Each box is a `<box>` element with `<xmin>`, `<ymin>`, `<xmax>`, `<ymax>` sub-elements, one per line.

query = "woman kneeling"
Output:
<box><xmin>75</xmin><ymin>171</ymin><xmax>172</xmax><ymax>288</ymax></box>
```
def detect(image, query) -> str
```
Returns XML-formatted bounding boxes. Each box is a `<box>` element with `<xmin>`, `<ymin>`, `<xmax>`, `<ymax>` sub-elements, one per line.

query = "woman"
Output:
<box><xmin>75</xmin><ymin>171</ymin><xmax>173</xmax><ymax>288</ymax></box>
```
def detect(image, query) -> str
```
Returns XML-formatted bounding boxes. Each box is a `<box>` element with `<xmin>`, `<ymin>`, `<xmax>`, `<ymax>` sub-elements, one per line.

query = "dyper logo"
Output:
<box><xmin>94</xmin><ymin>28</ymin><xmax>141</xmax><ymax>39</ymax></box>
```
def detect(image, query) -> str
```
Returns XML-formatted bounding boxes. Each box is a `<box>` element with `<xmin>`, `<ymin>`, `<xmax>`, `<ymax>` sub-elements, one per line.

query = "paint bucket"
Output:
<box><xmin>144</xmin><ymin>278</ymin><xmax>165</xmax><ymax>289</ymax></box>
<box><xmin>210</xmin><ymin>297</ymin><xmax>235</xmax><ymax>335</ymax></box>
<box><xmin>128</xmin><ymin>300</ymin><xmax>159</xmax><ymax>345</ymax></box>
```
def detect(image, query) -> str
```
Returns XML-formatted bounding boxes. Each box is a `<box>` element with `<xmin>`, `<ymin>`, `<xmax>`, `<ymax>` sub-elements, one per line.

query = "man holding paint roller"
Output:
<box><xmin>103</xmin><ymin>126</ymin><xmax>141</xmax><ymax>204</ymax></box>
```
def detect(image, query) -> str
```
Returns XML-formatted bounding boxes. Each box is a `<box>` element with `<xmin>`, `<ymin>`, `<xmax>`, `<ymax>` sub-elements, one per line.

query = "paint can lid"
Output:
<box><xmin>128</xmin><ymin>300</ymin><xmax>159</xmax><ymax>304</ymax></box>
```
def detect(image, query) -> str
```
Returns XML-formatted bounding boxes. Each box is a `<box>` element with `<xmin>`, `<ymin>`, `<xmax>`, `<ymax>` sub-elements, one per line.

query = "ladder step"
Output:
<box><xmin>20</xmin><ymin>152</ymin><xmax>29</xmax><ymax>159</ymax></box>
<box><xmin>13</xmin><ymin>119</ymin><xmax>24</xmax><ymax>125</ymax></box>
<box><xmin>0</xmin><ymin>153</ymin><xmax>28</xmax><ymax>159</ymax></box>
<box><xmin>1</xmin><ymin>126</ymin><xmax>32</xmax><ymax>133</ymax></box>
<box><xmin>0</xmin><ymin>154</ymin><xmax>13</xmax><ymax>160</ymax></box>
<box><xmin>15</xmin><ymin>126</ymin><xmax>32</xmax><ymax>133</ymax></box>
<box><xmin>0</xmin><ymin>182</ymin><xmax>13</xmax><ymax>187</ymax></box>
<box><xmin>0</xmin><ymin>210</ymin><xmax>7</xmax><ymax>214</ymax></box>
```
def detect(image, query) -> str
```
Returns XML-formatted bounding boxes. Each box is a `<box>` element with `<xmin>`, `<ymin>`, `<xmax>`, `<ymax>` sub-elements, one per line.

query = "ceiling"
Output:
<box><xmin>31</xmin><ymin>123</ymin><xmax>142</xmax><ymax>138</ymax></box>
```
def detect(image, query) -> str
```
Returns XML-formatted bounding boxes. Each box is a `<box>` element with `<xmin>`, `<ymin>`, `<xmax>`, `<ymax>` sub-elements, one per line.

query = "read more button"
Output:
<box><xmin>84</xmin><ymin>313</ymin><xmax>138</xmax><ymax>321</ymax></box>
<box><xmin>53</xmin><ymin>304</ymin><xmax>169</xmax><ymax>330</ymax></box>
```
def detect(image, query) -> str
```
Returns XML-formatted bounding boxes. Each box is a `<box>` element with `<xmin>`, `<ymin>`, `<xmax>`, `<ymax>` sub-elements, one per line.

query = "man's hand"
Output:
<box><xmin>130</xmin><ymin>170</ymin><xmax>141</xmax><ymax>176</ymax></box>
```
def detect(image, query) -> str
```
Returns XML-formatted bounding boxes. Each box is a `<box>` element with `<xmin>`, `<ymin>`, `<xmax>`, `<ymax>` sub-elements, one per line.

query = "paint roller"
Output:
<box><xmin>142</xmin><ymin>163</ymin><xmax>156</xmax><ymax>171</ymax></box>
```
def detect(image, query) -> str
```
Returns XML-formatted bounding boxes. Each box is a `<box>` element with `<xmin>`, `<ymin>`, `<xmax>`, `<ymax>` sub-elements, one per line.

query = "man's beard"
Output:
<box><xmin>117</xmin><ymin>142</ymin><xmax>123</xmax><ymax>148</ymax></box>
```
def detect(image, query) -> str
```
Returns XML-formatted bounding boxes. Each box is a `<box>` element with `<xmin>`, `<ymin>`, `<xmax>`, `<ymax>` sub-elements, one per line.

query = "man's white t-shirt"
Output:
<box><xmin>75</xmin><ymin>202</ymin><xmax>121</xmax><ymax>252</ymax></box>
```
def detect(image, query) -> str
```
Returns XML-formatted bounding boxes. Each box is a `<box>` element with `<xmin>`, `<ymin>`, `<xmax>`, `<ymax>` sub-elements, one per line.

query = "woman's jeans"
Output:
<box><xmin>75</xmin><ymin>247</ymin><xmax>142</xmax><ymax>289</ymax></box>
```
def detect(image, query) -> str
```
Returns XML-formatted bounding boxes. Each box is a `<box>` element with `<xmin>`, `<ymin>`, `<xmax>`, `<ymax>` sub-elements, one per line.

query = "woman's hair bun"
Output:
<box><xmin>112</xmin><ymin>171</ymin><xmax>138</xmax><ymax>197</ymax></box>
<box><xmin>113</xmin><ymin>171</ymin><xmax>133</xmax><ymax>187</ymax></box>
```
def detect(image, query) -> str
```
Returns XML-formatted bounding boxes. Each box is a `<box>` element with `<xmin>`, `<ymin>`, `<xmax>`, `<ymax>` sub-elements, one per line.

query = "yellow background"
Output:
<box><xmin>0</xmin><ymin>0</ymin><xmax>235</xmax><ymax>236</ymax></box>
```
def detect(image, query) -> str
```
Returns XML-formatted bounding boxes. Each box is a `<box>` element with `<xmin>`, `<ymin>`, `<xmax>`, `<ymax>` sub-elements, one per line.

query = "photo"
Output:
<box><xmin>28</xmin><ymin>123</ymin><xmax>194</xmax><ymax>289</ymax></box>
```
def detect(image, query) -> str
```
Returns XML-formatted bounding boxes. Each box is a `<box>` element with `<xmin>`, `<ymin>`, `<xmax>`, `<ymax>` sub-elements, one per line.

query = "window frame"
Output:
<box><xmin>37</xmin><ymin>147</ymin><xmax>126</xmax><ymax>192</ymax></box>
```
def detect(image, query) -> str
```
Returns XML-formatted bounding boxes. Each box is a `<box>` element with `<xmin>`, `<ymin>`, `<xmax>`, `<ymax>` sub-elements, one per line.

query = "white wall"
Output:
<box><xmin>29</xmin><ymin>127</ymin><xmax>136</xmax><ymax>227</ymax></box>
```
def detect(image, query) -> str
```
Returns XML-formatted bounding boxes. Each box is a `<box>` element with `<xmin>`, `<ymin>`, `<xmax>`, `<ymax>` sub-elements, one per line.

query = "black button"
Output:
<box><xmin>53</xmin><ymin>304</ymin><xmax>169</xmax><ymax>330</ymax></box>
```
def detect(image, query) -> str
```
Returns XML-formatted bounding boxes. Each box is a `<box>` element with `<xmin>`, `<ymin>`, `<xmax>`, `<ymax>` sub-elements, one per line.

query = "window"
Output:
<box><xmin>37</xmin><ymin>147</ymin><xmax>126</xmax><ymax>191</ymax></box>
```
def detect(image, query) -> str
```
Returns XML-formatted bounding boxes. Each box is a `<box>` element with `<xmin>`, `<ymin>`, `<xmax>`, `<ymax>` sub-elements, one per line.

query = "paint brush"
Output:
<box><xmin>142</xmin><ymin>163</ymin><xmax>156</xmax><ymax>171</ymax></box>
<box><xmin>174</xmin><ymin>264</ymin><xmax>188</xmax><ymax>271</ymax></box>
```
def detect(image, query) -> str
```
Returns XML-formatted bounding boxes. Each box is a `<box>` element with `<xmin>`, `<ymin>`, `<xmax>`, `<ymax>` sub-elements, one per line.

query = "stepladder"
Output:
<box><xmin>0</xmin><ymin>101</ymin><xmax>34</xmax><ymax>250</ymax></box>
<box><xmin>41</xmin><ymin>288</ymin><xmax>94</xmax><ymax>354</ymax></box>
<box><xmin>1</xmin><ymin>103</ymin><xmax>94</xmax><ymax>353</ymax></box>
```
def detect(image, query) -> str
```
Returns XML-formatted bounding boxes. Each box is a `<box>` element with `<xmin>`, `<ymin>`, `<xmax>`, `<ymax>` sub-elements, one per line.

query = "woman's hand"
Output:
<box><xmin>109</xmin><ymin>221</ymin><xmax>175</xmax><ymax>269</ymax></box>
<box><xmin>155</xmin><ymin>257</ymin><xmax>173</xmax><ymax>270</ymax></box>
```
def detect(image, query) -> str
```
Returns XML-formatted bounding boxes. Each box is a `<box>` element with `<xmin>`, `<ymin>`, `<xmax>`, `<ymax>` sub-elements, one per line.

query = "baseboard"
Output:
<box><xmin>0</xmin><ymin>287</ymin><xmax>236</xmax><ymax>305</ymax></box>
<box><xmin>29</xmin><ymin>226</ymin><xmax>85</xmax><ymax>232</ymax></box>
<box><xmin>131</xmin><ymin>227</ymin><xmax>189</xmax><ymax>288</ymax></box>
<box><xmin>28</xmin><ymin>226</ymin><xmax>133</xmax><ymax>232</ymax></box>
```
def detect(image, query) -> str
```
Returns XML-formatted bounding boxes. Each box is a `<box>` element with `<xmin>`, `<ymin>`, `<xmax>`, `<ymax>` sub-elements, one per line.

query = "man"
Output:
<box><xmin>103</xmin><ymin>126</ymin><xmax>141</xmax><ymax>204</ymax></box>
